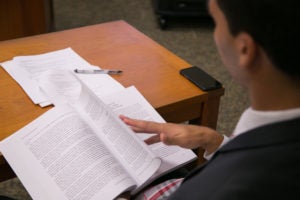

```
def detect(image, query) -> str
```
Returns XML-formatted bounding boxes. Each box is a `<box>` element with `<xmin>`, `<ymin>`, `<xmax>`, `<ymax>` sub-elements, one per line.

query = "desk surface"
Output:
<box><xmin>0</xmin><ymin>20</ymin><xmax>223</xmax><ymax>139</ymax></box>
<box><xmin>0</xmin><ymin>20</ymin><xmax>224</xmax><ymax>180</ymax></box>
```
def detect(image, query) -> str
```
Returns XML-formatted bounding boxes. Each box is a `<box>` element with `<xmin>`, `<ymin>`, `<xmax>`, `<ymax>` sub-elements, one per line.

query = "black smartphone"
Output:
<box><xmin>180</xmin><ymin>66</ymin><xmax>222</xmax><ymax>91</ymax></box>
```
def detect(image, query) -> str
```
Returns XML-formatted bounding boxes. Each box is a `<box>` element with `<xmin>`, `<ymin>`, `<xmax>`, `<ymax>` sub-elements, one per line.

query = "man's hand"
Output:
<box><xmin>119</xmin><ymin>115</ymin><xmax>224</xmax><ymax>155</ymax></box>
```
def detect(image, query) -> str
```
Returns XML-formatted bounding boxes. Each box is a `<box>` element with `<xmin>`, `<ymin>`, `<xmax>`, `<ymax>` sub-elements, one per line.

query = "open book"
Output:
<box><xmin>0</xmin><ymin>79</ymin><xmax>196</xmax><ymax>200</ymax></box>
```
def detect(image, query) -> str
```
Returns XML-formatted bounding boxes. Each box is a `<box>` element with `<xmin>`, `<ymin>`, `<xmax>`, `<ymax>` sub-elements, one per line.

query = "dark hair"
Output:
<box><xmin>216</xmin><ymin>0</ymin><xmax>299</xmax><ymax>78</ymax></box>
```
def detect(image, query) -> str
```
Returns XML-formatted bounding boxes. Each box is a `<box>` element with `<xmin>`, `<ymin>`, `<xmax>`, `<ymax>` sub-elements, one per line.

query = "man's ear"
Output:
<box><xmin>235</xmin><ymin>32</ymin><xmax>257</xmax><ymax>70</ymax></box>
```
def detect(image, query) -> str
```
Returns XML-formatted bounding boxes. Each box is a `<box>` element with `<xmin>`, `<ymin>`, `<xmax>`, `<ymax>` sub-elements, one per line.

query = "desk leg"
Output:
<box><xmin>190</xmin><ymin>94</ymin><xmax>221</xmax><ymax>129</ymax></box>
<box><xmin>190</xmin><ymin>94</ymin><xmax>222</xmax><ymax>166</ymax></box>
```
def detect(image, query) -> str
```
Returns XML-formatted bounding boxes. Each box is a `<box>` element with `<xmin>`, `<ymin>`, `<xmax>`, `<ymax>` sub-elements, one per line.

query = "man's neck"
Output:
<box><xmin>249</xmin><ymin>71</ymin><xmax>300</xmax><ymax>111</ymax></box>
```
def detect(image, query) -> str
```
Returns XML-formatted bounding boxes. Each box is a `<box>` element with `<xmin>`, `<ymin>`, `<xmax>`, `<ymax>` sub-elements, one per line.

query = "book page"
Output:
<box><xmin>101</xmin><ymin>86</ymin><xmax>197</xmax><ymax>187</ymax></box>
<box><xmin>0</xmin><ymin>106</ymin><xmax>136</xmax><ymax>200</ymax></box>
<box><xmin>73</xmin><ymin>84</ymin><xmax>161</xmax><ymax>188</ymax></box>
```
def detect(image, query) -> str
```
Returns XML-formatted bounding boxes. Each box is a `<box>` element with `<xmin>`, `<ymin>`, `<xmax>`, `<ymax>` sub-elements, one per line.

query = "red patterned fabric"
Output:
<box><xmin>135</xmin><ymin>178</ymin><xmax>183</xmax><ymax>200</ymax></box>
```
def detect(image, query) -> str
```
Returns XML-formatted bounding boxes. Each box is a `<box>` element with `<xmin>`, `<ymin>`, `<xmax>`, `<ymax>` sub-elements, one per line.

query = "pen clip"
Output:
<box><xmin>106</xmin><ymin>70</ymin><xmax>123</xmax><ymax>74</ymax></box>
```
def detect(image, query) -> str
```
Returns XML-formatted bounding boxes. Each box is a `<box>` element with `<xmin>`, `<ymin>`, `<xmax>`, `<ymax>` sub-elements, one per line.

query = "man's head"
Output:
<box><xmin>209</xmin><ymin>0</ymin><xmax>299</xmax><ymax>79</ymax></box>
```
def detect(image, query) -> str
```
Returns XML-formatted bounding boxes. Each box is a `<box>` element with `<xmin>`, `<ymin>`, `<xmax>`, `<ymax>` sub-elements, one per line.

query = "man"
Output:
<box><xmin>121</xmin><ymin>0</ymin><xmax>300</xmax><ymax>199</ymax></box>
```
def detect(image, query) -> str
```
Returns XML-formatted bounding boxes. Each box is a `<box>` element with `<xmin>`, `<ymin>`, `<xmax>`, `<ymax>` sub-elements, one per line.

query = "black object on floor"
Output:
<box><xmin>152</xmin><ymin>0</ymin><xmax>210</xmax><ymax>29</ymax></box>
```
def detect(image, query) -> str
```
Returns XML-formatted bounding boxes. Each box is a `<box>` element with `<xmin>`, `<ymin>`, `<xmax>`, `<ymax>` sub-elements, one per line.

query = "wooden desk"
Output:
<box><xmin>0</xmin><ymin>20</ymin><xmax>224</xmax><ymax>181</ymax></box>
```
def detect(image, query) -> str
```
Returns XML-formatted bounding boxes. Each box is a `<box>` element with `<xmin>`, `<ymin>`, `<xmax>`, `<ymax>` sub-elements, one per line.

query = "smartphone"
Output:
<box><xmin>180</xmin><ymin>66</ymin><xmax>222</xmax><ymax>91</ymax></box>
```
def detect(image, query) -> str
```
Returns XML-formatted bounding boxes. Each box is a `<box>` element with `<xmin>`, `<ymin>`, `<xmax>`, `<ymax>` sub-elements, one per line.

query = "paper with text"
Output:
<box><xmin>0</xmin><ymin>48</ymin><xmax>124</xmax><ymax>107</ymax></box>
<box><xmin>0</xmin><ymin>106</ymin><xmax>136</xmax><ymax>200</ymax></box>
<box><xmin>101</xmin><ymin>86</ymin><xmax>197</xmax><ymax>191</ymax></box>
<box><xmin>73</xmin><ymin>83</ymin><xmax>161</xmax><ymax>188</ymax></box>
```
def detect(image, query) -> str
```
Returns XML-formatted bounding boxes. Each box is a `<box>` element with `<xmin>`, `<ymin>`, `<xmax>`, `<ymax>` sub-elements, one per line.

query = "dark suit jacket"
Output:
<box><xmin>170</xmin><ymin>117</ymin><xmax>300</xmax><ymax>200</ymax></box>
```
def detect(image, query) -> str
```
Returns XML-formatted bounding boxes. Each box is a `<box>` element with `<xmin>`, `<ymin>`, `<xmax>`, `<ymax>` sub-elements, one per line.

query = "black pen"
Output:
<box><xmin>74</xmin><ymin>69</ymin><xmax>122</xmax><ymax>75</ymax></box>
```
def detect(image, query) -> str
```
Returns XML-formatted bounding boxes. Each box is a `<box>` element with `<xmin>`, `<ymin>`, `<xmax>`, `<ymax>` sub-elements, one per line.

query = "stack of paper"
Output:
<box><xmin>1</xmin><ymin>48</ymin><xmax>125</xmax><ymax>107</ymax></box>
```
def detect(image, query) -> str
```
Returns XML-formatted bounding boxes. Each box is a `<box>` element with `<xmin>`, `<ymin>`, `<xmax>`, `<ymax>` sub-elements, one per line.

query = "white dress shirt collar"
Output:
<box><xmin>233</xmin><ymin>107</ymin><xmax>300</xmax><ymax>137</ymax></box>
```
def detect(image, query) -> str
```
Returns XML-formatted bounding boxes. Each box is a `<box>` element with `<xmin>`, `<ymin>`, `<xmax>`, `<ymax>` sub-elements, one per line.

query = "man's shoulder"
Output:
<box><xmin>221</xmin><ymin>116</ymin><xmax>300</xmax><ymax>152</ymax></box>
